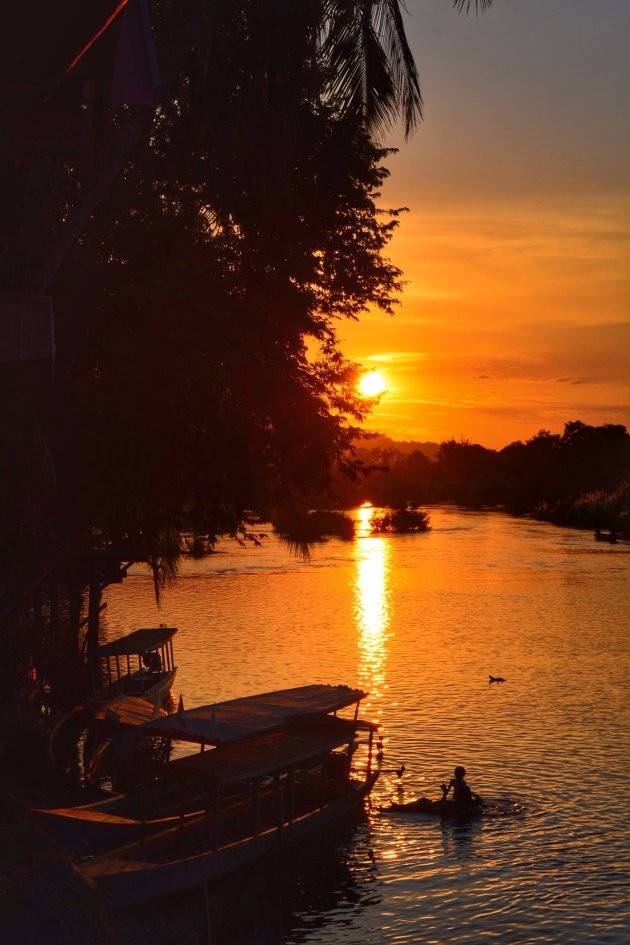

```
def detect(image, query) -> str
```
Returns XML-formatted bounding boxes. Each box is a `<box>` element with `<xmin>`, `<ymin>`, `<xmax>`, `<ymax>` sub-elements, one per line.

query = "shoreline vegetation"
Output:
<box><xmin>321</xmin><ymin>421</ymin><xmax>629</xmax><ymax>540</ymax></box>
<box><xmin>187</xmin><ymin>421</ymin><xmax>629</xmax><ymax>545</ymax></box>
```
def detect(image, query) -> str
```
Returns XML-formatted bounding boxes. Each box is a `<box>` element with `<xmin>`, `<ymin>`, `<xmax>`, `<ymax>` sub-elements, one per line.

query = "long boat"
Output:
<box><xmin>83</xmin><ymin>711</ymin><xmax>379</xmax><ymax>908</ymax></box>
<box><xmin>33</xmin><ymin>684</ymin><xmax>369</xmax><ymax>853</ymax></box>
<box><xmin>89</xmin><ymin>626</ymin><xmax>178</xmax><ymax>708</ymax></box>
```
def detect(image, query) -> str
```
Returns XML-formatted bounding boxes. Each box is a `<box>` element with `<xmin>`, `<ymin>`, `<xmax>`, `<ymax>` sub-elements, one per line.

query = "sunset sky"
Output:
<box><xmin>341</xmin><ymin>0</ymin><xmax>630</xmax><ymax>449</ymax></box>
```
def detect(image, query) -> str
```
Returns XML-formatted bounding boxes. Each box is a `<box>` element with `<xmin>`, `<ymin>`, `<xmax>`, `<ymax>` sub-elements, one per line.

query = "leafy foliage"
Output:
<box><xmin>370</xmin><ymin>506</ymin><xmax>431</xmax><ymax>533</ymax></box>
<box><xmin>535</xmin><ymin>481</ymin><xmax>630</xmax><ymax>537</ymax></box>
<box><xmin>47</xmin><ymin>6</ymin><xmax>412</xmax><ymax>588</ymax></box>
<box><xmin>339</xmin><ymin>422</ymin><xmax>630</xmax><ymax>516</ymax></box>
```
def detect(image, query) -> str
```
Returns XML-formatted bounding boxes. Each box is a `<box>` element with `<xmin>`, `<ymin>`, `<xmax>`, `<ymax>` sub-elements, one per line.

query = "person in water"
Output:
<box><xmin>388</xmin><ymin>764</ymin><xmax>481</xmax><ymax>812</ymax></box>
<box><xmin>441</xmin><ymin>766</ymin><xmax>481</xmax><ymax>808</ymax></box>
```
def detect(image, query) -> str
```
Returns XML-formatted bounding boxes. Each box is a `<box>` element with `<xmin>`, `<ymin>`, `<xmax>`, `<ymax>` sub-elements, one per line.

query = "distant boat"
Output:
<box><xmin>594</xmin><ymin>531</ymin><xmax>617</xmax><ymax>544</ymax></box>
<box><xmin>33</xmin><ymin>684</ymin><xmax>372</xmax><ymax>857</ymax></box>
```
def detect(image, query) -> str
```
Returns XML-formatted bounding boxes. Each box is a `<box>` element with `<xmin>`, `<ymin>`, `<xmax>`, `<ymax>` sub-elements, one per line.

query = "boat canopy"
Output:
<box><xmin>166</xmin><ymin>715</ymin><xmax>363</xmax><ymax>787</ymax></box>
<box><xmin>140</xmin><ymin>684</ymin><xmax>367</xmax><ymax>746</ymax></box>
<box><xmin>95</xmin><ymin>627</ymin><xmax>177</xmax><ymax>658</ymax></box>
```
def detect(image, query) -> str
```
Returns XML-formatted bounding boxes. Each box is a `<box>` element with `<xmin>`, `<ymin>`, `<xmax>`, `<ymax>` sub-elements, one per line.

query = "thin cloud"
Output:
<box><xmin>365</xmin><ymin>352</ymin><xmax>427</xmax><ymax>364</ymax></box>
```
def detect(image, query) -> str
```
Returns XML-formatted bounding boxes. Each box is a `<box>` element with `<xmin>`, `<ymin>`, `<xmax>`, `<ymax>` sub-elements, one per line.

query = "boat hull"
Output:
<box><xmin>90</xmin><ymin>667</ymin><xmax>177</xmax><ymax>709</ymax></box>
<box><xmin>85</xmin><ymin>773</ymin><xmax>378</xmax><ymax>908</ymax></box>
<box><xmin>31</xmin><ymin>805</ymin><xmax>204</xmax><ymax>856</ymax></box>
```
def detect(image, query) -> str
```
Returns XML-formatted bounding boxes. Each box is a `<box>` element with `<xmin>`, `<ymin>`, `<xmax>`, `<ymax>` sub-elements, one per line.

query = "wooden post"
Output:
<box><xmin>287</xmin><ymin>768</ymin><xmax>295</xmax><ymax>824</ymax></box>
<box><xmin>253</xmin><ymin>779</ymin><xmax>260</xmax><ymax>836</ymax></box>
<box><xmin>69</xmin><ymin>581</ymin><xmax>82</xmax><ymax>652</ymax></box>
<box><xmin>212</xmin><ymin>787</ymin><xmax>221</xmax><ymax>851</ymax></box>
<box><xmin>49</xmin><ymin>581</ymin><xmax>58</xmax><ymax>634</ymax></box>
<box><xmin>86</xmin><ymin>571</ymin><xmax>101</xmax><ymax>658</ymax></box>
<box><xmin>320</xmin><ymin>755</ymin><xmax>328</xmax><ymax>807</ymax></box>
<box><xmin>203</xmin><ymin>880</ymin><xmax>212</xmax><ymax>945</ymax></box>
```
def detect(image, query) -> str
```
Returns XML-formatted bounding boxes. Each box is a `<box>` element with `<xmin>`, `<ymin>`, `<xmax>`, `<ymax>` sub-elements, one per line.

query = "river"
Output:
<box><xmin>102</xmin><ymin>507</ymin><xmax>630</xmax><ymax>945</ymax></box>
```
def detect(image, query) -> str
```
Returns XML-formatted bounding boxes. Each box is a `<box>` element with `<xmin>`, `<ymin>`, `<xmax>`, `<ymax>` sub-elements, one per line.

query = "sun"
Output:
<box><xmin>358</xmin><ymin>370</ymin><xmax>387</xmax><ymax>398</ymax></box>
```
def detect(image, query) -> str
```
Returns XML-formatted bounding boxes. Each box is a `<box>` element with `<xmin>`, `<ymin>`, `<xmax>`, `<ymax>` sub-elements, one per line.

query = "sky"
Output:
<box><xmin>340</xmin><ymin>0</ymin><xmax>630</xmax><ymax>449</ymax></box>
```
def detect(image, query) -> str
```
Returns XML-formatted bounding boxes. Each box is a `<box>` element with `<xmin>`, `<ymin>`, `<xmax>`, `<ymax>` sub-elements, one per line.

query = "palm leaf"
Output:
<box><xmin>453</xmin><ymin>1</ymin><xmax>495</xmax><ymax>13</ymax></box>
<box><xmin>320</xmin><ymin>1</ymin><xmax>422</xmax><ymax>139</ymax></box>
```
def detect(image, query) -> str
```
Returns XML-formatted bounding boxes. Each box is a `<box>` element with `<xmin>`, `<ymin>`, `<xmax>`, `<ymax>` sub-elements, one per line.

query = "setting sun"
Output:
<box><xmin>358</xmin><ymin>370</ymin><xmax>387</xmax><ymax>398</ymax></box>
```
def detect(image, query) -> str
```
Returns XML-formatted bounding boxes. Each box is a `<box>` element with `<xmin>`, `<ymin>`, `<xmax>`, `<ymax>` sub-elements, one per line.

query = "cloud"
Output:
<box><xmin>365</xmin><ymin>351</ymin><xmax>427</xmax><ymax>365</ymax></box>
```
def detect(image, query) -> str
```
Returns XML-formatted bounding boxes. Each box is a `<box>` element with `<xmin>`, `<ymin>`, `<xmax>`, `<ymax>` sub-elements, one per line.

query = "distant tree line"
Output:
<box><xmin>331</xmin><ymin>421</ymin><xmax>630</xmax><ymax>535</ymax></box>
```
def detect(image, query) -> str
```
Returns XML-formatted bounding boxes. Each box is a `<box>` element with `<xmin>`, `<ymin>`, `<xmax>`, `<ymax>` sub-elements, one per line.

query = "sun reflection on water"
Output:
<box><xmin>353</xmin><ymin>505</ymin><xmax>392</xmax><ymax>731</ymax></box>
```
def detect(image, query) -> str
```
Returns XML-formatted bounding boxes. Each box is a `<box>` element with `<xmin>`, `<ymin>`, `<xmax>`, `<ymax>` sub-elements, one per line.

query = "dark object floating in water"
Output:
<box><xmin>385</xmin><ymin>797</ymin><xmax>483</xmax><ymax>817</ymax></box>
<box><xmin>396</xmin><ymin>764</ymin><xmax>406</xmax><ymax>778</ymax></box>
<box><xmin>489</xmin><ymin>675</ymin><xmax>505</xmax><ymax>683</ymax></box>
<box><xmin>594</xmin><ymin>530</ymin><xmax>617</xmax><ymax>544</ymax></box>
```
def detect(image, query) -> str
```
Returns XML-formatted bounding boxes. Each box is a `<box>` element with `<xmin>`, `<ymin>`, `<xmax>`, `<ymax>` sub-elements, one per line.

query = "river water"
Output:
<box><xmin>102</xmin><ymin>507</ymin><xmax>630</xmax><ymax>945</ymax></box>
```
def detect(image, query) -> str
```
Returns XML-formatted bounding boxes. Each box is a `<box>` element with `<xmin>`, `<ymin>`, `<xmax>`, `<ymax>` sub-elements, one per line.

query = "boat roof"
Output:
<box><xmin>93</xmin><ymin>695</ymin><xmax>168</xmax><ymax>726</ymax></box>
<box><xmin>167</xmin><ymin>716</ymin><xmax>361</xmax><ymax>786</ymax></box>
<box><xmin>140</xmin><ymin>683</ymin><xmax>367</xmax><ymax>746</ymax></box>
<box><xmin>95</xmin><ymin>627</ymin><xmax>177</xmax><ymax>657</ymax></box>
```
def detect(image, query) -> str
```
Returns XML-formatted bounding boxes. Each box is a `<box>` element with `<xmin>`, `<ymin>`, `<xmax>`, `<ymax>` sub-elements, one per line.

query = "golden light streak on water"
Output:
<box><xmin>353</xmin><ymin>514</ymin><xmax>392</xmax><ymax>732</ymax></box>
<box><xmin>355</xmin><ymin>502</ymin><xmax>375</xmax><ymax>538</ymax></box>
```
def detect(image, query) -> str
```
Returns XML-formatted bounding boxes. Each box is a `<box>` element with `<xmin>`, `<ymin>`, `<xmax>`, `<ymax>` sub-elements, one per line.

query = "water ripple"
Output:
<box><xmin>104</xmin><ymin>509</ymin><xmax>629</xmax><ymax>945</ymax></box>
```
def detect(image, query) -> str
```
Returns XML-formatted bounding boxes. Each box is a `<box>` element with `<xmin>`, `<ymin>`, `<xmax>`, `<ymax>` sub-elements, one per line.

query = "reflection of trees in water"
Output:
<box><xmin>115</xmin><ymin>821</ymin><xmax>379</xmax><ymax>945</ymax></box>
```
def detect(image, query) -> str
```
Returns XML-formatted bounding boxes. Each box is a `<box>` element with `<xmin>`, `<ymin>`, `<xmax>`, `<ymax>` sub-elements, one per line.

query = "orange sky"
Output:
<box><xmin>340</xmin><ymin>0</ymin><xmax>630</xmax><ymax>450</ymax></box>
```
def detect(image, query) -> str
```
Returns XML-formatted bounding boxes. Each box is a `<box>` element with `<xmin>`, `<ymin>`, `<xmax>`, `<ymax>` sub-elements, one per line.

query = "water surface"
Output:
<box><xmin>103</xmin><ymin>508</ymin><xmax>630</xmax><ymax>945</ymax></box>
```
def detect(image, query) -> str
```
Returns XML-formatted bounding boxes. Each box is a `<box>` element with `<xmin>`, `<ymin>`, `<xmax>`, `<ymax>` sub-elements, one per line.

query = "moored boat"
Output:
<box><xmin>33</xmin><ymin>684</ymin><xmax>369</xmax><ymax>853</ymax></box>
<box><xmin>89</xmin><ymin>626</ymin><xmax>178</xmax><ymax>708</ymax></box>
<box><xmin>83</xmin><ymin>710</ymin><xmax>379</xmax><ymax>907</ymax></box>
<box><xmin>45</xmin><ymin>629</ymin><xmax>178</xmax><ymax>777</ymax></box>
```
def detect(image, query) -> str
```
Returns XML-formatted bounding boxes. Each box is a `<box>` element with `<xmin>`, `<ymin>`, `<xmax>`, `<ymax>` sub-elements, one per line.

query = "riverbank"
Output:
<box><xmin>0</xmin><ymin>710</ymin><xmax>114</xmax><ymax>945</ymax></box>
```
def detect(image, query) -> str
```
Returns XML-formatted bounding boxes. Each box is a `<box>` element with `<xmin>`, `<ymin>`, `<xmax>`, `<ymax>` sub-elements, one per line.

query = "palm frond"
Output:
<box><xmin>143</xmin><ymin>525</ymin><xmax>186</xmax><ymax>603</ymax></box>
<box><xmin>375</xmin><ymin>1</ymin><xmax>422</xmax><ymax>136</ymax></box>
<box><xmin>320</xmin><ymin>1</ymin><xmax>422</xmax><ymax>139</ymax></box>
<box><xmin>453</xmin><ymin>0</ymin><xmax>495</xmax><ymax>14</ymax></box>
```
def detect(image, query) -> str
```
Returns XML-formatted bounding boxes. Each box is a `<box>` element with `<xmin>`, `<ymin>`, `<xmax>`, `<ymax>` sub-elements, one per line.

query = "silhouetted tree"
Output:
<box><xmin>48</xmin><ymin>22</ymin><xmax>415</xmax><ymax>587</ymax></box>
<box><xmin>559</xmin><ymin>421</ymin><xmax>629</xmax><ymax>495</ymax></box>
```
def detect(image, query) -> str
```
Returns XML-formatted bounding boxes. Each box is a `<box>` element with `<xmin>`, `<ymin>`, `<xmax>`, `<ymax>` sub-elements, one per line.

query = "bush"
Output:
<box><xmin>535</xmin><ymin>481</ymin><xmax>629</xmax><ymax>536</ymax></box>
<box><xmin>370</xmin><ymin>507</ymin><xmax>431</xmax><ymax>534</ymax></box>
